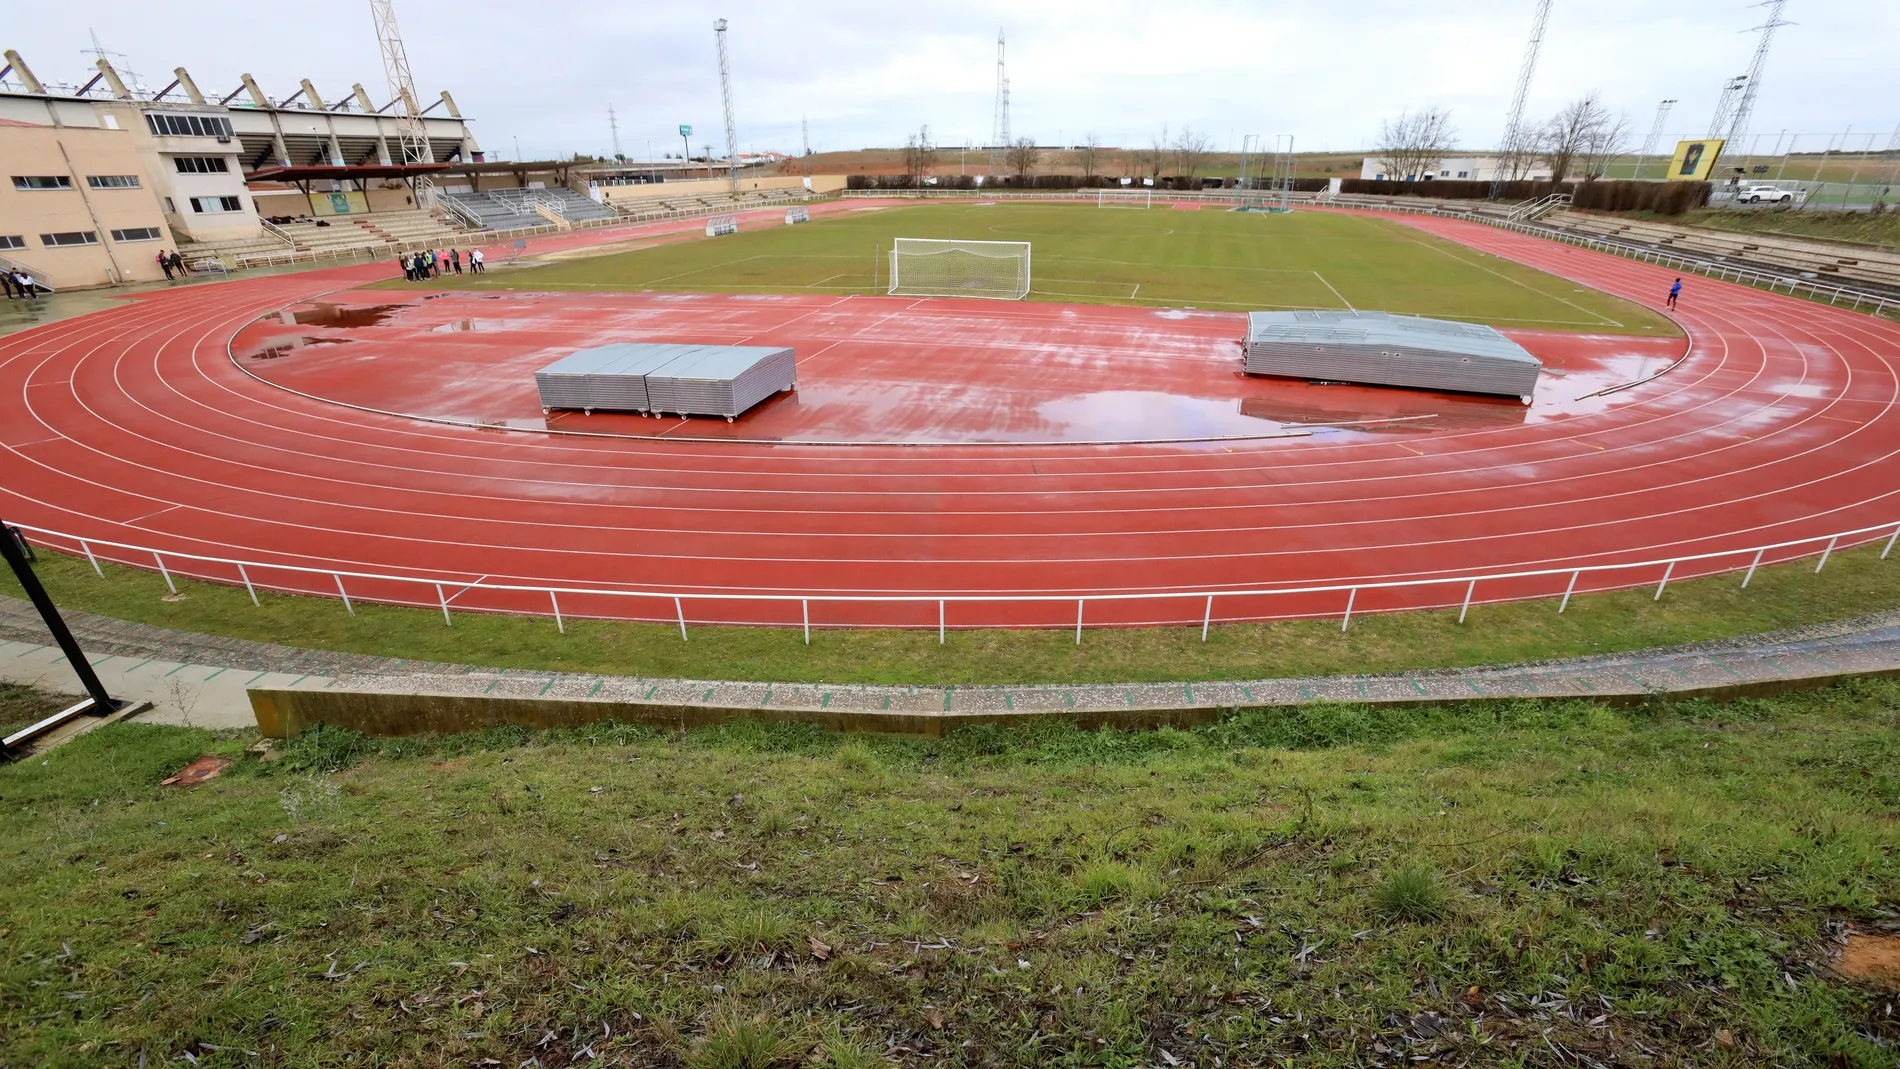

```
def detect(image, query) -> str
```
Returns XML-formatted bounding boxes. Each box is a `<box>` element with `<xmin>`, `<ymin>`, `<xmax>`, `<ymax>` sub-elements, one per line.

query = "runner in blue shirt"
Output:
<box><xmin>1667</xmin><ymin>278</ymin><xmax>1682</xmax><ymax>310</ymax></box>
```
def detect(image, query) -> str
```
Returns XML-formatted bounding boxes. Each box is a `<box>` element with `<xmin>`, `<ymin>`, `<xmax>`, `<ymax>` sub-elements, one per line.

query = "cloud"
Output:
<box><xmin>10</xmin><ymin>0</ymin><xmax>1893</xmax><ymax>160</ymax></box>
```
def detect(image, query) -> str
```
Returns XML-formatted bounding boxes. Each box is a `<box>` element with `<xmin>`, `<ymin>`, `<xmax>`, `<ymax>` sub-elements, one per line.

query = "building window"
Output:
<box><xmin>145</xmin><ymin>113</ymin><xmax>236</xmax><ymax>139</ymax></box>
<box><xmin>12</xmin><ymin>175</ymin><xmax>73</xmax><ymax>190</ymax></box>
<box><xmin>1457</xmin><ymin>170</ymin><xmax>1469</xmax><ymax>178</ymax></box>
<box><xmin>88</xmin><ymin>174</ymin><xmax>142</xmax><ymax>189</ymax></box>
<box><xmin>189</xmin><ymin>195</ymin><xmax>244</xmax><ymax>214</ymax></box>
<box><xmin>173</xmin><ymin>156</ymin><xmax>230</xmax><ymax>174</ymax></box>
<box><xmin>1374</xmin><ymin>173</ymin><xmax>1385</xmax><ymax>181</ymax></box>
<box><xmin>1439</xmin><ymin>170</ymin><xmax>1451</xmax><ymax>177</ymax></box>
<box><xmin>163</xmin><ymin>197</ymin><xmax>176</xmax><ymax>213</ymax></box>
<box><xmin>110</xmin><ymin>227</ymin><xmax>164</xmax><ymax>242</ymax></box>
<box><xmin>40</xmin><ymin>231</ymin><xmax>100</xmax><ymax>247</ymax></box>
<box><xmin>0</xmin><ymin>235</ymin><xmax>25</xmax><ymax>250</ymax></box>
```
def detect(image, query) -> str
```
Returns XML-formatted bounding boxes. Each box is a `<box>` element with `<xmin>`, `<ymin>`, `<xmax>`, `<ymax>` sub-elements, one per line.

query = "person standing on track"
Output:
<box><xmin>1667</xmin><ymin>278</ymin><xmax>1682</xmax><ymax>310</ymax></box>
<box><xmin>449</xmin><ymin>248</ymin><xmax>461</xmax><ymax>275</ymax></box>
<box><xmin>470</xmin><ymin>248</ymin><xmax>484</xmax><ymax>274</ymax></box>
<box><xmin>157</xmin><ymin>251</ymin><xmax>174</xmax><ymax>281</ymax></box>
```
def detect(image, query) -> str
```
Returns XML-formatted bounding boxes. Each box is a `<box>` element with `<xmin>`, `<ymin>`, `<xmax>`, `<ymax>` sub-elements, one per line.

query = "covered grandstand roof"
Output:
<box><xmin>244</xmin><ymin>162</ymin><xmax>453</xmax><ymax>182</ymax></box>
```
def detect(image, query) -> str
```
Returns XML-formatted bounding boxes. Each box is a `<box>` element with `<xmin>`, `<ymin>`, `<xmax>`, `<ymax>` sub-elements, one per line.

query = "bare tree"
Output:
<box><xmin>1146</xmin><ymin>124</ymin><xmax>1169</xmax><ymax>178</ymax></box>
<box><xmin>901</xmin><ymin>125</ymin><xmax>937</xmax><ymax>181</ymax></box>
<box><xmin>1078</xmin><ymin>133</ymin><xmax>1102</xmax><ymax>180</ymax></box>
<box><xmin>1006</xmin><ymin>136</ymin><xmax>1041</xmax><ymax>178</ymax></box>
<box><xmin>1171</xmin><ymin>127</ymin><xmax>1213</xmax><ymax>181</ymax></box>
<box><xmin>1537</xmin><ymin>94</ymin><xmax>1627</xmax><ymax>184</ymax></box>
<box><xmin>1374</xmin><ymin>107</ymin><xmax>1457</xmax><ymax>183</ymax></box>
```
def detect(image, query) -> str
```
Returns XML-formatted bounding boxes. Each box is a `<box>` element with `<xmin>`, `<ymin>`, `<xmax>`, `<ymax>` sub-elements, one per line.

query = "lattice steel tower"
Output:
<box><xmin>369</xmin><ymin>0</ymin><xmax>435</xmax><ymax>208</ymax></box>
<box><xmin>714</xmin><ymin>19</ymin><xmax>738</xmax><ymax>194</ymax></box>
<box><xmin>1638</xmin><ymin>98</ymin><xmax>1677</xmax><ymax>178</ymax></box>
<box><xmin>1491</xmin><ymin>0</ymin><xmax>1554</xmax><ymax>199</ymax></box>
<box><xmin>1720</xmin><ymin>0</ymin><xmax>1792</xmax><ymax>156</ymax></box>
<box><xmin>991</xmin><ymin>29</ymin><xmax>1010</xmax><ymax>173</ymax></box>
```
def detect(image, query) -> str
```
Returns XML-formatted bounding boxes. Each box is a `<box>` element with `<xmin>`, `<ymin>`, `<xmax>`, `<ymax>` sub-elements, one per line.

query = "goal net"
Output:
<box><xmin>1098</xmin><ymin>190</ymin><xmax>1152</xmax><ymax>209</ymax></box>
<box><xmin>888</xmin><ymin>238</ymin><xmax>1030</xmax><ymax>300</ymax></box>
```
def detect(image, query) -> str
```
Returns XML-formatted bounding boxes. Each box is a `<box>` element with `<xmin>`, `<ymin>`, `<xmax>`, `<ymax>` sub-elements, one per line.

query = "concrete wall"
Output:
<box><xmin>0</xmin><ymin>120</ymin><xmax>171</xmax><ymax>288</ymax></box>
<box><xmin>588</xmin><ymin>174</ymin><xmax>845</xmax><ymax>205</ymax></box>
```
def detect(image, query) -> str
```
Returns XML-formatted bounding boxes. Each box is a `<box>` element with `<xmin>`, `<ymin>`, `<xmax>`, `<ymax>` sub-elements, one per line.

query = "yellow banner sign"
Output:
<box><xmin>1667</xmin><ymin>139</ymin><xmax>1726</xmax><ymax>182</ymax></box>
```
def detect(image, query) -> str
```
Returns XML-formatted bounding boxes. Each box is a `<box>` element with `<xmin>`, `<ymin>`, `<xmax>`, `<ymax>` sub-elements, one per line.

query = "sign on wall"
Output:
<box><xmin>679</xmin><ymin>124</ymin><xmax>692</xmax><ymax>138</ymax></box>
<box><xmin>1667</xmin><ymin>139</ymin><xmax>1726</xmax><ymax>182</ymax></box>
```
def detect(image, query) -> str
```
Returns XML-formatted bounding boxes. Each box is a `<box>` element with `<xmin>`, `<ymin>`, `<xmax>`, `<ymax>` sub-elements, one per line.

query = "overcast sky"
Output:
<box><xmin>11</xmin><ymin>0</ymin><xmax>1894</xmax><ymax>161</ymax></box>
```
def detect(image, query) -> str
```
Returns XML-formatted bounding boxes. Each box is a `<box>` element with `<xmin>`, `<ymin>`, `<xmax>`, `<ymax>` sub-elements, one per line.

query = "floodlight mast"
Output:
<box><xmin>715</xmin><ymin>19</ymin><xmax>738</xmax><ymax>194</ymax></box>
<box><xmin>990</xmin><ymin>29</ymin><xmax>1009</xmax><ymax>175</ymax></box>
<box><xmin>1639</xmin><ymin>99</ymin><xmax>1677</xmax><ymax>179</ymax></box>
<box><xmin>1722</xmin><ymin>0</ymin><xmax>1793</xmax><ymax>169</ymax></box>
<box><xmin>369</xmin><ymin>0</ymin><xmax>435</xmax><ymax>208</ymax></box>
<box><xmin>1491</xmin><ymin>0</ymin><xmax>1554</xmax><ymax>200</ymax></box>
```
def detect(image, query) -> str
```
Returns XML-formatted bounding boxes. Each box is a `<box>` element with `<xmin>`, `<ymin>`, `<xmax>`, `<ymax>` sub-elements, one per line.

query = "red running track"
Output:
<box><xmin>3</xmin><ymin>208</ymin><xmax>1899</xmax><ymax>630</ymax></box>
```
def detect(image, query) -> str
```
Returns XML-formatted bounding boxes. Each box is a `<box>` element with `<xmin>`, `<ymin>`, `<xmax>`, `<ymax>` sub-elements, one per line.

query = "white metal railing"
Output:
<box><xmin>1507</xmin><ymin>192</ymin><xmax>1571</xmax><ymax>222</ymax></box>
<box><xmin>1299</xmin><ymin>193</ymin><xmax>1900</xmax><ymax>320</ymax></box>
<box><xmin>7</xmin><ymin>518</ymin><xmax>1898</xmax><ymax>643</ymax></box>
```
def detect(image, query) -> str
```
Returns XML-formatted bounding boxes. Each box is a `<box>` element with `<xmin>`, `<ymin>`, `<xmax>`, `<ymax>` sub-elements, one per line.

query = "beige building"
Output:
<box><xmin>0</xmin><ymin>116</ymin><xmax>171</xmax><ymax>288</ymax></box>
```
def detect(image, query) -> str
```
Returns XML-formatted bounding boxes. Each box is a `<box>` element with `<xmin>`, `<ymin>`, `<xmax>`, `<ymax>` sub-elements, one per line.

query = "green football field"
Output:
<box><xmin>412</xmin><ymin>203</ymin><xmax>1675</xmax><ymax>335</ymax></box>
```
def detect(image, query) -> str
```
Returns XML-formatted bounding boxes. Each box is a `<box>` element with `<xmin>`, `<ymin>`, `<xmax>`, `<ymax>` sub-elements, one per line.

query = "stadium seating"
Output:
<box><xmin>175</xmin><ymin>209</ymin><xmax>472</xmax><ymax>270</ymax></box>
<box><xmin>443</xmin><ymin>187</ymin><xmax>618</xmax><ymax>230</ymax></box>
<box><xmin>1545</xmin><ymin>210</ymin><xmax>1900</xmax><ymax>289</ymax></box>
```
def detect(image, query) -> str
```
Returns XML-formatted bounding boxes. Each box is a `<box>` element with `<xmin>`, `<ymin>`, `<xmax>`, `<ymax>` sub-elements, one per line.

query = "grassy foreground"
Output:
<box><xmin>386</xmin><ymin>203</ymin><xmax>1674</xmax><ymax>335</ymax></box>
<box><xmin>3</xmin><ymin>682</ymin><xmax>1898</xmax><ymax>1065</ymax></box>
<box><xmin>6</xmin><ymin>541</ymin><xmax>1900</xmax><ymax>685</ymax></box>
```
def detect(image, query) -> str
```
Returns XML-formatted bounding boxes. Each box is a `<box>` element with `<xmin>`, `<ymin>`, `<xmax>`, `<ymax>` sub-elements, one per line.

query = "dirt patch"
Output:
<box><xmin>1838</xmin><ymin>931</ymin><xmax>1900</xmax><ymax>989</ymax></box>
<box><xmin>161</xmin><ymin>755</ymin><xmax>230</xmax><ymax>787</ymax></box>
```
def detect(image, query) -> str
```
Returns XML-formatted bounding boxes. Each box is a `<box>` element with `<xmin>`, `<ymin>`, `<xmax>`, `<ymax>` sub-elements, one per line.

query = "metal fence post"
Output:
<box><xmin>79</xmin><ymin>539</ymin><xmax>102</xmax><ymax>577</ymax></box>
<box><xmin>435</xmin><ymin>582</ymin><xmax>451</xmax><ymax>626</ymax></box>
<box><xmin>1201</xmin><ymin>594</ymin><xmax>1214</xmax><ymax>641</ymax></box>
<box><xmin>334</xmin><ymin>573</ymin><xmax>354</xmax><ymax>615</ymax></box>
<box><xmin>1458</xmin><ymin>578</ymin><xmax>1476</xmax><ymax>623</ymax></box>
<box><xmin>1742</xmin><ymin>547</ymin><xmax>1765</xmax><ymax>587</ymax></box>
<box><xmin>1557</xmin><ymin>570</ymin><xmax>1581</xmax><ymax>613</ymax></box>
<box><xmin>1341</xmin><ymin>587</ymin><xmax>1356</xmax><ymax>632</ymax></box>
<box><xmin>1654</xmin><ymin>561</ymin><xmax>1675</xmax><ymax>600</ymax></box>
<box><xmin>1075</xmin><ymin>598</ymin><xmax>1084</xmax><ymax>644</ymax></box>
<box><xmin>938</xmin><ymin>600</ymin><xmax>945</xmax><ymax>645</ymax></box>
<box><xmin>236</xmin><ymin>564</ymin><xmax>258</xmax><ymax>606</ymax></box>
<box><xmin>674</xmin><ymin>596</ymin><xmax>687</xmax><ymax>641</ymax></box>
<box><xmin>1815</xmin><ymin>535</ymin><xmax>1838</xmax><ymax>573</ymax></box>
<box><xmin>153</xmin><ymin>551</ymin><xmax>176</xmax><ymax>594</ymax></box>
<box><xmin>802</xmin><ymin>598</ymin><xmax>810</xmax><ymax>645</ymax></box>
<box><xmin>1882</xmin><ymin>524</ymin><xmax>1900</xmax><ymax>559</ymax></box>
<box><xmin>549</xmin><ymin>590</ymin><xmax>564</xmax><ymax>634</ymax></box>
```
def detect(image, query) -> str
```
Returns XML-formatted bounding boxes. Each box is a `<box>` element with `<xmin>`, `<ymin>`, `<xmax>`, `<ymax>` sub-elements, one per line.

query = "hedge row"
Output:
<box><xmin>1570</xmin><ymin>180</ymin><xmax>1712</xmax><ymax>215</ymax></box>
<box><xmin>844</xmin><ymin>174</ymin><xmax>1330</xmax><ymax>192</ymax></box>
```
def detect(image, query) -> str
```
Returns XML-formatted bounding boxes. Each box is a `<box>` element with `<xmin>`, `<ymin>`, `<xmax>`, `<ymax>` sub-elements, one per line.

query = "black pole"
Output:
<box><xmin>1</xmin><ymin>522</ymin><xmax>118</xmax><ymax>713</ymax></box>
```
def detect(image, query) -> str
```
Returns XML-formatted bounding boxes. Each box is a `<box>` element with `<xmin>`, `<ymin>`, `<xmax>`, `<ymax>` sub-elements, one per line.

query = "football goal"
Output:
<box><xmin>1098</xmin><ymin>190</ymin><xmax>1152</xmax><ymax>209</ymax></box>
<box><xmin>887</xmin><ymin>238</ymin><xmax>1030</xmax><ymax>300</ymax></box>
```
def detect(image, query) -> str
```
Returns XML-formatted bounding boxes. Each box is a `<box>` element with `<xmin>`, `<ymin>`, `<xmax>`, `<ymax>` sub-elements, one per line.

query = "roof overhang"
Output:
<box><xmin>243</xmin><ymin>162</ymin><xmax>453</xmax><ymax>182</ymax></box>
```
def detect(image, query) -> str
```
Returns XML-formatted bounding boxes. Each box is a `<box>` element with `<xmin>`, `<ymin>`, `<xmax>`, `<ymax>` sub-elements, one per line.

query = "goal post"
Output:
<box><xmin>1097</xmin><ymin>189</ymin><xmax>1152</xmax><ymax>209</ymax></box>
<box><xmin>887</xmin><ymin>238</ymin><xmax>1030</xmax><ymax>300</ymax></box>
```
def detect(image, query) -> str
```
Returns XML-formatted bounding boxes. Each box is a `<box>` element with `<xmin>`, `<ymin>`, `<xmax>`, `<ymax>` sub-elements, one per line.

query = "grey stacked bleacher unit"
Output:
<box><xmin>1243</xmin><ymin>311</ymin><xmax>1541</xmax><ymax>402</ymax></box>
<box><xmin>535</xmin><ymin>343</ymin><xmax>796</xmax><ymax>421</ymax></box>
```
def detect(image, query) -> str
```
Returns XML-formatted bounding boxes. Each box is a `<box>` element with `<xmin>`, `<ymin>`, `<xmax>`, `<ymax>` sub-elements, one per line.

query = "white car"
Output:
<box><xmin>1737</xmin><ymin>185</ymin><xmax>1796</xmax><ymax>204</ymax></box>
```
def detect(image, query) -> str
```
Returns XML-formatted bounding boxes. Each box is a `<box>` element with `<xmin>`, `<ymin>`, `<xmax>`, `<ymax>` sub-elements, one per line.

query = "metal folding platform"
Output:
<box><xmin>1243</xmin><ymin>310</ymin><xmax>1541</xmax><ymax>401</ymax></box>
<box><xmin>535</xmin><ymin>343</ymin><xmax>796</xmax><ymax>420</ymax></box>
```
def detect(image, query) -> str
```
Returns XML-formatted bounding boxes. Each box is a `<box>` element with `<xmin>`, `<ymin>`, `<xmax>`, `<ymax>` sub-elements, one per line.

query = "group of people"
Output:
<box><xmin>156</xmin><ymin>250</ymin><xmax>189</xmax><ymax>280</ymax></box>
<box><xmin>1</xmin><ymin>268</ymin><xmax>47</xmax><ymax>299</ymax></box>
<box><xmin>402</xmin><ymin>248</ymin><xmax>483</xmax><ymax>281</ymax></box>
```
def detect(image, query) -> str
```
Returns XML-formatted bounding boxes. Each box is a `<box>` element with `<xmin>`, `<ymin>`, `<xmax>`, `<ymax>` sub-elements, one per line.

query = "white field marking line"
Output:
<box><xmin>1034</xmin><ymin>255</ymin><xmax>1313</xmax><ymax>274</ymax></box>
<box><xmin>122</xmin><ymin>504</ymin><xmax>183</xmax><ymax>526</ymax></box>
<box><xmin>85</xmin><ymin>271</ymin><xmax>1710</xmax><ymax>493</ymax></box>
<box><xmin>26</xmin><ymin>305</ymin><xmax>1884</xmax><ymax>588</ymax></box>
<box><xmin>442</xmin><ymin>575</ymin><xmax>492</xmax><ymax>604</ymax></box>
<box><xmin>1372</xmin><ymin>217</ymin><xmax>1621</xmax><ymax>326</ymax></box>
<box><xmin>804</xmin><ymin>273</ymin><xmax>851</xmax><ymax>288</ymax></box>
<box><xmin>100</xmin><ymin>279</ymin><xmax>1793</xmax><ymax>516</ymax></box>
<box><xmin>735</xmin><ymin>294</ymin><xmax>854</xmax><ymax>345</ymax></box>
<box><xmin>26</xmin><ymin>230</ymin><xmax>1884</xmax><ymax>562</ymax></box>
<box><xmin>1313</xmin><ymin>271</ymin><xmax>1354</xmax><ymax>311</ymax></box>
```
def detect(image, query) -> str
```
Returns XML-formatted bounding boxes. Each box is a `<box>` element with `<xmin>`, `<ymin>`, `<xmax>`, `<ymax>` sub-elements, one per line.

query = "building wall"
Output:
<box><xmin>1358</xmin><ymin>156</ymin><xmax>1553</xmax><ymax>182</ymax></box>
<box><xmin>0</xmin><ymin>120</ymin><xmax>171</xmax><ymax>289</ymax></box>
